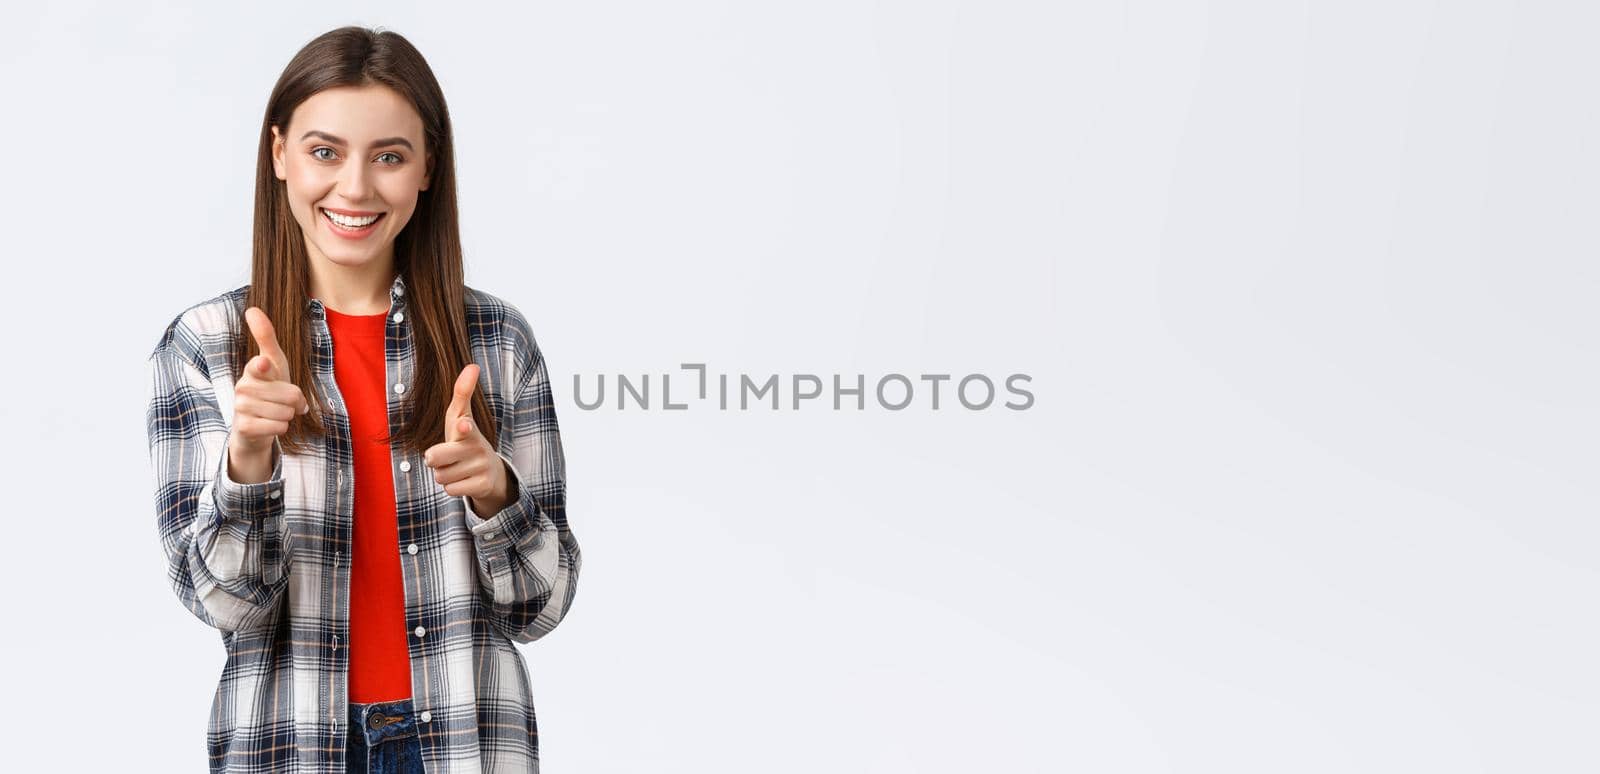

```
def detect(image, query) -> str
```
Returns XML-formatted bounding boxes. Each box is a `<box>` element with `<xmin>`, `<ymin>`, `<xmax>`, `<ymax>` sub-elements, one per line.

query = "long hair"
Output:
<box><xmin>232</xmin><ymin>25</ymin><xmax>498</xmax><ymax>457</ymax></box>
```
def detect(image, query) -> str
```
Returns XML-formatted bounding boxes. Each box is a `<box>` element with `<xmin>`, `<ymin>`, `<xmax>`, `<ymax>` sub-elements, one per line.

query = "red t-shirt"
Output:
<box><xmin>324</xmin><ymin>306</ymin><xmax>412</xmax><ymax>703</ymax></box>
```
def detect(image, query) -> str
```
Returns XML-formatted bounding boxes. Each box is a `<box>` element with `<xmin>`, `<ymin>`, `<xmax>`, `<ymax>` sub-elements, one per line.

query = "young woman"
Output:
<box><xmin>145</xmin><ymin>26</ymin><xmax>581</xmax><ymax>774</ymax></box>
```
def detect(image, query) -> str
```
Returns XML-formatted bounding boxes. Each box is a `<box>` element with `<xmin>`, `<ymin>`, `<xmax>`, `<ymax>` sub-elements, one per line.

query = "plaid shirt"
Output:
<box><xmin>145</xmin><ymin>274</ymin><xmax>580</xmax><ymax>773</ymax></box>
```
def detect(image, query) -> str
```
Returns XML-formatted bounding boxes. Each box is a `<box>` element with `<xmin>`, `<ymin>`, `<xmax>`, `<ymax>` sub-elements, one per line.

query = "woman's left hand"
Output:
<box><xmin>425</xmin><ymin>363</ymin><xmax>514</xmax><ymax>517</ymax></box>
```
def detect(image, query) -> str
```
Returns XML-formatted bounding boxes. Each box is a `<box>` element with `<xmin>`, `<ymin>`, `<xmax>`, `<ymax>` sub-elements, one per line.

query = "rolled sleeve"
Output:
<box><xmin>461</xmin><ymin>316</ymin><xmax>580</xmax><ymax>643</ymax></box>
<box><xmin>462</xmin><ymin>450</ymin><xmax>552</xmax><ymax>554</ymax></box>
<box><xmin>215</xmin><ymin>437</ymin><xmax>287</xmax><ymax>525</ymax></box>
<box><xmin>149</xmin><ymin>338</ymin><xmax>290</xmax><ymax>635</ymax></box>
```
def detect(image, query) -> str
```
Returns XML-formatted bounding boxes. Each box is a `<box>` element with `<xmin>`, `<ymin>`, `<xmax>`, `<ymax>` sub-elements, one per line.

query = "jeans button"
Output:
<box><xmin>368</xmin><ymin>713</ymin><xmax>386</xmax><ymax>729</ymax></box>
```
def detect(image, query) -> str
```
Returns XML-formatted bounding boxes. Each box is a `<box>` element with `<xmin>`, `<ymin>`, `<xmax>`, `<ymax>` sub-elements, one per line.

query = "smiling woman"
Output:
<box><xmin>145</xmin><ymin>25</ymin><xmax>580</xmax><ymax>774</ymax></box>
<box><xmin>272</xmin><ymin>86</ymin><xmax>431</xmax><ymax>312</ymax></box>
<box><xmin>273</xmin><ymin>96</ymin><xmax>425</xmax><ymax>257</ymax></box>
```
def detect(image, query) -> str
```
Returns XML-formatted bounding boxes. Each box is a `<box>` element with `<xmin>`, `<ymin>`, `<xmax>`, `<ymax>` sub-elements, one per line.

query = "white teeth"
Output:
<box><xmin>323</xmin><ymin>209</ymin><xmax>380</xmax><ymax>227</ymax></box>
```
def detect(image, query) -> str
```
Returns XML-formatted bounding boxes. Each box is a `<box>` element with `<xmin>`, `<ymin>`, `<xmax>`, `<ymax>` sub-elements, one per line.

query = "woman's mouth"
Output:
<box><xmin>320</xmin><ymin>207</ymin><xmax>386</xmax><ymax>239</ymax></box>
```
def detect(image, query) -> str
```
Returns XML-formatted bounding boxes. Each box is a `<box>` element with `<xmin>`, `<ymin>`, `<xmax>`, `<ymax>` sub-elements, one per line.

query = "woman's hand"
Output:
<box><xmin>229</xmin><ymin>306</ymin><xmax>310</xmax><ymax>481</ymax></box>
<box><xmin>425</xmin><ymin>363</ymin><xmax>515</xmax><ymax>517</ymax></box>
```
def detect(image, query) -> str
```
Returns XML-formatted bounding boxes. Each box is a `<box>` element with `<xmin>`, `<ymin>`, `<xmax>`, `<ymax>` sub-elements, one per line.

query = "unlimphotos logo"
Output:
<box><xmin>572</xmin><ymin>363</ymin><xmax>1034</xmax><ymax>411</ymax></box>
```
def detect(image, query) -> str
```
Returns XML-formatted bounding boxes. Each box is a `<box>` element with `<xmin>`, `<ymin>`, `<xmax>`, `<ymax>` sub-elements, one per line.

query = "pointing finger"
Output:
<box><xmin>445</xmin><ymin>363</ymin><xmax>479</xmax><ymax>442</ymax></box>
<box><xmin>244</xmin><ymin>308</ymin><xmax>308</xmax><ymax>413</ymax></box>
<box><xmin>245</xmin><ymin>307</ymin><xmax>289</xmax><ymax>382</ymax></box>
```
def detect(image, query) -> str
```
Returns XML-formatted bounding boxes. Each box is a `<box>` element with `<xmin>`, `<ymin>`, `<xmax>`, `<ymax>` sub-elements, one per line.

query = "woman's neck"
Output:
<box><xmin>306</xmin><ymin>251</ymin><xmax>397</xmax><ymax>315</ymax></box>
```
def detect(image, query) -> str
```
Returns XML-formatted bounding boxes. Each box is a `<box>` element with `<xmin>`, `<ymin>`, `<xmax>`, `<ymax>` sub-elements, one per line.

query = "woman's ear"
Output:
<box><xmin>270</xmin><ymin>125</ymin><xmax>286</xmax><ymax>181</ymax></box>
<box><xmin>420</xmin><ymin>152</ymin><xmax>433</xmax><ymax>191</ymax></box>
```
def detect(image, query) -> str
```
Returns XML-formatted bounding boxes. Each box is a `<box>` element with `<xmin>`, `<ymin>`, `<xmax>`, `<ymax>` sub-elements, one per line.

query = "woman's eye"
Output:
<box><xmin>309</xmin><ymin>147</ymin><xmax>401</xmax><ymax>164</ymax></box>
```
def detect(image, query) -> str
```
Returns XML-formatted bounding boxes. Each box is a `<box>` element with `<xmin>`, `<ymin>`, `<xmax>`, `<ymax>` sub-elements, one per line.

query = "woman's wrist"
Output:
<box><xmin>227</xmin><ymin>437</ymin><xmax>277</xmax><ymax>484</ymax></box>
<box><xmin>468</xmin><ymin>458</ymin><xmax>518</xmax><ymax>517</ymax></box>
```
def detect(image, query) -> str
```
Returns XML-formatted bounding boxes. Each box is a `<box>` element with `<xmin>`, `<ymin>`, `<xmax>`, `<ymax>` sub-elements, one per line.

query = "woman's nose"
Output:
<box><xmin>337</xmin><ymin>160</ymin><xmax>372</xmax><ymax>200</ymax></box>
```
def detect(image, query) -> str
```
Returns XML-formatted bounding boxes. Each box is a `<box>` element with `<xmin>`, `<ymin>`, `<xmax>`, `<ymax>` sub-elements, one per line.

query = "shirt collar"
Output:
<box><xmin>305</xmin><ymin>273</ymin><xmax>407</xmax><ymax>320</ymax></box>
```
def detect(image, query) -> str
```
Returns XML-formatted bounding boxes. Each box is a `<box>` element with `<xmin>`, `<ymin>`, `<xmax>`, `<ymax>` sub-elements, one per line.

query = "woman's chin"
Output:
<box><xmin>314</xmin><ymin>245</ymin><xmax>383</xmax><ymax>267</ymax></box>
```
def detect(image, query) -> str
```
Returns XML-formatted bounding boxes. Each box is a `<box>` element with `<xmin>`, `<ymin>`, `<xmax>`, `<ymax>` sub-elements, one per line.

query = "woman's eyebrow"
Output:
<box><xmin>299</xmin><ymin>130</ymin><xmax>414</xmax><ymax>151</ymax></box>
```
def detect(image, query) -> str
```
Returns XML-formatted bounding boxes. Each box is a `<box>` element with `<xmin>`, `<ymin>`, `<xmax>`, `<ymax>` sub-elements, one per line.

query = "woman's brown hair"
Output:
<box><xmin>231</xmin><ymin>25</ymin><xmax>498</xmax><ymax>457</ymax></box>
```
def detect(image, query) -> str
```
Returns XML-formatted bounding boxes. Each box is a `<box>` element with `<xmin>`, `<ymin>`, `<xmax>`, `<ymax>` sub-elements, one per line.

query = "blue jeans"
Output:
<box><xmin>347</xmin><ymin>697</ymin><xmax>425</xmax><ymax>774</ymax></box>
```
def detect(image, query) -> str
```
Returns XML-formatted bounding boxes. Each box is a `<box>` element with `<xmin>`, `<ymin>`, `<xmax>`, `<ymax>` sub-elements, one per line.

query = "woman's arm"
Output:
<box><xmin>147</xmin><ymin>338</ymin><xmax>289</xmax><ymax>635</ymax></box>
<box><xmin>461</xmin><ymin>340</ymin><xmax>582</xmax><ymax>644</ymax></box>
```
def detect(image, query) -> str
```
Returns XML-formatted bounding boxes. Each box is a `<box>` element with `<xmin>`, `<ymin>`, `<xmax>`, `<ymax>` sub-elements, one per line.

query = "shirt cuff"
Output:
<box><xmin>462</xmin><ymin>451</ymin><xmax>547</xmax><ymax>552</ymax></box>
<box><xmin>215</xmin><ymin>437</ymin><xmax>286</xmax><ymax>522</ymax></box>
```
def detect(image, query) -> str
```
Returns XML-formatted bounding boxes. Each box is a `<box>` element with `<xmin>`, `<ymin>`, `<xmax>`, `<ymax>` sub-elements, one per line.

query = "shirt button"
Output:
<box><xmin>419</xmin><ymin>710</ymin><xmax>430</xmax><ymax>723</ymax></box>
<box><xmin>337</xmin><ymin>471</ymin><xmax>345</xmax><ymax>487</ymax></box>
<box><xmin>400</xmin><ymin>460</ymin><xmax>412</xmax><ymax>472</ymax></box>
<box><xmin>407</xmin><ymin>543</ymin><xmax>418</xmax><ymax>555</ymax></box>
<box><xmin>484</xmin><ymin>531</ymin><xmax>497</xmax><ymax>540</ymax></box>
<box><xmin>268</xmin><ymin>490</ymin><xmax>281</xmax><ymax>499</ymax></box>
<box><xmin>394</xmin><ymin>382</ymin><xmax>406</xmax><ymax>394</ymax></box>
<box><xmin>395</xmin><ymin>285</ymin><xmax>405</xmax><ymax>297</ymax></box>
<box><xmin>414</xmin><ymin>626</ymin><xmax>426</xmax><ymax>638</ymax></box>
<box><xmin>394</xmin><ymin>311</ymin><xmax>404</xmax><ymax>323</ymax></box>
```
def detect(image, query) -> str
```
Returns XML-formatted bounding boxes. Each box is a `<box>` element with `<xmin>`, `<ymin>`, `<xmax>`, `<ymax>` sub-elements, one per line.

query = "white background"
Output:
<box><xmin>1</xmin><ymin>1</ymin><xmax>1595</xmax><ymax>772</ymax></box>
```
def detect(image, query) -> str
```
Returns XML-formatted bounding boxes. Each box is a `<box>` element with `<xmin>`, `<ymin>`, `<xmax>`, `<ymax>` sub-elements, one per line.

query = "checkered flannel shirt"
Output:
<box><xmin>145</xmin><ymin>274</ymin><xmax>580</xmax><ymax>773</ymax></box>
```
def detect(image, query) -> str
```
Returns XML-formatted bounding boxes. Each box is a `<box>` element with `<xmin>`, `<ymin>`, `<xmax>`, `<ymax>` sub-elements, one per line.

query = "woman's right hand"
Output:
<box><xmin>229</xmin><ymin>306</ymin><xmax>310</xmax><ymax>474</ymax></box>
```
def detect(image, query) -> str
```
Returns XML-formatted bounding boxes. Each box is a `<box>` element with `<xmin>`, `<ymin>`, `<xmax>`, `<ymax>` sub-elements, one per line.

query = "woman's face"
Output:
<box><xmin>271</xmin><ymin>84</ymin><xmax>432</xmax><ymax>273</ymax></box>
